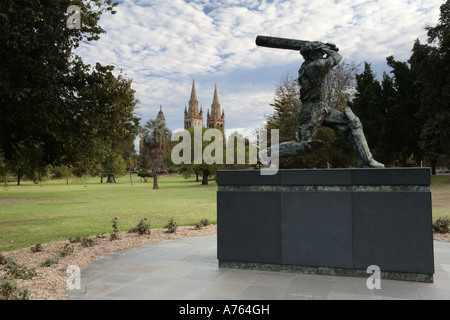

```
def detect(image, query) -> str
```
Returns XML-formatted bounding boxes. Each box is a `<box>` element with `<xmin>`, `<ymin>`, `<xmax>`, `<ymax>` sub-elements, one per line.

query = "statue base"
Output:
<box><xmin>216</xmin><ymin>168</ymin><xmax>434</xmax><ymax>283</ymax></box>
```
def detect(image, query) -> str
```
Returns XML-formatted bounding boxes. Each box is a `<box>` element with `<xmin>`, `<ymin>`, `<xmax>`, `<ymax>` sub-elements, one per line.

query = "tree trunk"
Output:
<box><xmin>196</xmin><ymin>173</ymin><xmax>199</xmax><ymax>182</ymax></box>
<box><xmin>153</xmin><ymin>172</ymin><xmax>159</xmax><ymax>189</ymax></box>
<box><xmin>106</xmin><ymin>175</ymin><xmax>116</xmax><ymax>183</ymax></box>
<box><xmin>431</xmin><ymin>158</ymin><xmax>437</xmax><ymax>175</ymax></box>
<box><xmin>100</xmin><ymin>175</ymin><xmax>103</xmax><ymax>183</ymax></box>
<box><xmin>202</xmin><ymin>170</ymin><xmax>209</xmax><ymax>185</ymax></box>
<box><xmin>17</xmin><ymin>175</ymin><xmax>21</xmax><ymax>186</ymax></box>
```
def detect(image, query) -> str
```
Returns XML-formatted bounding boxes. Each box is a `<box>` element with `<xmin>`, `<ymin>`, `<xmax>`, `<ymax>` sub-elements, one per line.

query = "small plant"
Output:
<box><xmin>0</xmin><ymin>277</ymin><xmax>30</xmax><ymax>300</ymax></box>
<box><xmin>80</xmin><ymin>236</ymin><xmax>96</xmax><ymax>247</ymax></box>
<box><xmin>69</xmin><ymin>236</ymin><xmax>82</xmax><ymax>243</ymax></box>
<box><xmin>41</xmin><ymin>257</ymin><xmax>59</xmax><ymax>268</ymax></box>
<box><xmin>110</xmin><ymin>217</ymin><xmax>120</xmax><ymax>241</ymax></box>
<box><xmin>96</xmin><ymin>233</ymin><xmax>107</xmax><ymax>239</ymax></box>
<box><xmin>200</xmin><ymin>218</ymin><xmax>210</xmax><ymax>227</ymax></box>
<box><xmin>0</xmin><ymin>253</ymin><xmax>10</xmax><ymax>265</ymax></box>
<box><xmin>433</xmin><ymin>218</ymin><xmax>450</xmax><ymax>233</ymax></box>
<box><xmin>60</xmin><ymin>243</ymin><xmax>74</xmax><ymax>257</ymax></box>
<box><xmin>1</xmin><ymin>260</ymin><xmax>37</xmax><ymax>280</ymax></box>
<box><xmin>129</xmin><ymin>218</ymin><xmax>151</xmax><ymax>235</ymax></box>
<box><xmin>194</xmin><ymin>223</ymin><xmax>202</xmax><ymax>230</ymax></box>
<box><xmin>30</xmin><ymin>243</ymin><xmax>44</xmax><ymax>253</ymax></box>
<box><xmin>164</xmin><ymin>217</ymin><xmax>177</xmax><ymax>233</ymax></box>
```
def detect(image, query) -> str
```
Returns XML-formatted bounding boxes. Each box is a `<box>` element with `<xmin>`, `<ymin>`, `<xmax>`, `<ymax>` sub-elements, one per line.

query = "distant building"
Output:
<box><xmin>156</xmin><ymin>105</ymin><xmax>166</xmax><ymax>124</ymax></box>
<box><xmin>184</xmin><ymin>80</ymin><xmax>225</xmax><ymax>132</ymax></box>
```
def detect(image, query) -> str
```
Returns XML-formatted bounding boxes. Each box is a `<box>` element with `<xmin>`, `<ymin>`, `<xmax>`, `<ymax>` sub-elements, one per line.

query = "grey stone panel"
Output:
<box><xmin>351</xmin><ymin>168</ymin><xmax>431</xmax><ymax>186</ymax></box>
<box><xmin>216</xmin><ymin>170</ymin><xmax>281</xmax><ymax>186</ymax></box>
<box><xmin>281</xmin><ymin>169</ymin><xmax>352</xmax><ymax>186</ymax></box>
<box><xmin>217</xmin><ymin>191</ymin><xmax>282</xmax><ymax>264</ymax></box>
<box><xmin>282</xmin><ymin>192</ymin><xmax>353</xmax><ymax>269</ymax></box>
<box><xmin>352</xmin><ymin>191</ymin><xmax>434</xmax><ymax>274</ymax></box>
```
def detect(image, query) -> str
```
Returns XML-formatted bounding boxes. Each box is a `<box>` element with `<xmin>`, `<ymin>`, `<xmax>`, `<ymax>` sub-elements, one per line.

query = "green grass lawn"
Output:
<box><xmin>1</xmin><ymin>173</ymin><xmax>449</xmax><ymax>252</ymax></box>
<box><xmin>0</xmin><ymin>174</ymin><xmax>217</xmax><ymax>251</ymax></box>
<box><xmin>431</xmin><ymin>174</ymin><xmax>450</xmax><ymax>221</ymax></box>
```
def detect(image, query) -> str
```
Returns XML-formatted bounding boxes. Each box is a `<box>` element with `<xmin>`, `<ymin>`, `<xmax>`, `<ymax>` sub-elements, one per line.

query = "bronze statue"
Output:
<box><xmin>256</xmin><ymin>35</ymin><xmax>384</xmax><ymax>168</ymax></box>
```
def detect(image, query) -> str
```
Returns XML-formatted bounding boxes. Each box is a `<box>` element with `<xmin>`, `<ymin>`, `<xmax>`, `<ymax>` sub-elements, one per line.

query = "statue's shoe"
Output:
<box><xmin>361</xmin><ymin>158</ymin><xmax>385</xmax><ymax>168</ymax></box>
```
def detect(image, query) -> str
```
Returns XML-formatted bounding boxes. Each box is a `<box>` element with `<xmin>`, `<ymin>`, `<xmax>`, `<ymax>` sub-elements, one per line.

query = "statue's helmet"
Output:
<box><xmin>300</xmin><ymin>42</ymin><xmax>323</xmax><ymax>58</ymax></box>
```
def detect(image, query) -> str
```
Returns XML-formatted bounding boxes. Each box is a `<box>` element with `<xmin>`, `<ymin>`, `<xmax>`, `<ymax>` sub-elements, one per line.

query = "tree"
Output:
<box><xmin>410</xmin><ymin>0</ymin><xmax>450</xmax><ymax>174</ymax></box>
<box><xmin>141</xmin><ymin>119</ymin><xmax>171</xmax><ymax>189</ymax></box>
<box><xmin>381</xmin><ymin>56</ymin><xmax>422</xmax><ymax>166</ymax></box>
<box><xmin>170</xmin><ymin>127</ymin><xmax>225</xmax><ymax>185</ymax></box>
<box><xmin>0</xmin><ymin>0</ymin><xmax>139</xmax><ymax>182</ymax></box>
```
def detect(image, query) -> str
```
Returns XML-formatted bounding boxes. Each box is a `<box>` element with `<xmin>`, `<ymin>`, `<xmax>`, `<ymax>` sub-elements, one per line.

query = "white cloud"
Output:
<box><xmin>76</xmin><ymin>0</ymin><xmax>442</xmax><ymax>135</ymax></box>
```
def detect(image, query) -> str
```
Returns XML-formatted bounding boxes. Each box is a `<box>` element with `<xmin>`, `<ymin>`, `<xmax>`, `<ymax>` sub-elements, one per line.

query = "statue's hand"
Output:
<box><xmin>324</xmin><ymin>43</ymin><xmax>339</xmax><ymax>52</ymax></box>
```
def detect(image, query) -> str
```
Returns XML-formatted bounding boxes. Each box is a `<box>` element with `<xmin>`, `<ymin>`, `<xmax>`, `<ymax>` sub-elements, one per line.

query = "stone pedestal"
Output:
<box><xmin>216</xmin><ymin>168</ymin><xmax>434</xmax><ymax>283</ymax></box>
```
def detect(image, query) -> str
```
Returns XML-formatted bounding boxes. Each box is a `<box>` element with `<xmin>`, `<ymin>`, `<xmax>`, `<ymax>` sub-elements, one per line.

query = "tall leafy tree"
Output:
<box><xmin>170</xmin><ymin>127</ymin><xmax>225</xmax><ymax>185</ymax></box>
<box><xmin>410</xmin><ymin>0</ymin><xmax>450</xmax><ymax>174</ymax></box>
<box><xmin>141</xmin><ymin>119</ymin><xmax>171</xmax><ymax>189</ymax></box>
<box><xmin>347</xmin><ymin>62</ymin><xmax>386</xmax><ymax>159</ymax></box>
<box><xmin>381</xmin><ymin>56</ymin><xmax>422</xmax><ymax>166</ymax></box>
<box><xmin>0</xmin><ymin>0</ymin><xmax>144</xmax><ymax>182</ymax></box>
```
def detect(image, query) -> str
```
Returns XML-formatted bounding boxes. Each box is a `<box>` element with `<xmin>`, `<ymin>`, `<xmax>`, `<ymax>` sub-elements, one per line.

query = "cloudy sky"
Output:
<box><xmin>76</xmin><ymin>0</ymin><xmax>443</xmax><ymax>141</ymax></box>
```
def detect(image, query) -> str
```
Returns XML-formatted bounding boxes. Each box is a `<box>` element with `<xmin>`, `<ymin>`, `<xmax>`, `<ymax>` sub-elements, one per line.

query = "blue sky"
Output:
<box><xmin>76</xmin><ymin>0</ymin><xmax>442</xmax><ymax>141</ymax></box>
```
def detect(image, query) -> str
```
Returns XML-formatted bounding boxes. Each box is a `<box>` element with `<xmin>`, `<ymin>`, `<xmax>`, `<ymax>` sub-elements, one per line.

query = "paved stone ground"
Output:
<box><xmin>68</xmin><ymin>235</ymin><xmax>450</xmax><ymax>300</ymax></box>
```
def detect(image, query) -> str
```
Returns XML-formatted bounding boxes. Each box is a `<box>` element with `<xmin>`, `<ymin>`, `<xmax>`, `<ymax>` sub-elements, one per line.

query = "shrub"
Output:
<box><xmin>433</xmin><ymin>218</ymin><xmax>450</xmax><ymax>233</ymax></box>
<box><xmin>31</xmin><ymin>244</ymin><xmax>44</xmax><ymax>253</ymax></box>
<box><xmin>194</xmin><ymin>223</ymin><xmax>202</xmax><ymax>230</ymax></box>
<box><xmin>69</xmin><ymin>236</ymin><xmax>82</xmax><ymax>243</ymax></box>
<box><xmin>0</xmin><ymin>277</ymin><xmax>30</xmax><ymax>300</ymax></box>
<box><xmin>0</xmin><ymin>253</ymin><xmax>9</xmax><ymax>265</ymax></box>
<box><xmin>80</xmin><ymin>236</ymin><xmax>96</xmax><ymax>247</ymax></box>
<box><xmin>41</xmin><ymin>257</ymin><xmax>59</xmax><ymax>268</ymax></box>
<box><xmin>60</xmin><ymin>243</ymin><xmax>74</xmax><ymax>257</ymax></box>
<box><xmin>200</xmin><ymin>218</ymin><xmax>210</xmax><ymax>227</ymax></box>
<box><xmin>164</xmin><ymin>217</ymin><xmax>177</xmax><ymax>233</ymax></box>
<box><xmin>129</xmin><ymin>218</ymin><xmax>151</xmax><ymax>235</ymax></box>
<box><xmin>110</xmin><ymin>217</ymin><xmax>120</xmax><ymax>241</ymax></box>
<box><xmin>1</xmin><ymin>260</ymin><xmax>36</xmax><ymax>280</ymax></box>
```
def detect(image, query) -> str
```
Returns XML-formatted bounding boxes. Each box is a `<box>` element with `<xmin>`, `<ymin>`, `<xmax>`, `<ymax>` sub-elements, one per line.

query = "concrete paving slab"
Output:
<box><xmin>68</xmin><ymin>235</ymin><xmax>450</xmax><ymax>300</ymax></box>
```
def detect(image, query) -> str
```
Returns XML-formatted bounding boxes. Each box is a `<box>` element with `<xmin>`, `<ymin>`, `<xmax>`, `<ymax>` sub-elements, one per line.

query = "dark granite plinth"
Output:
<box><xmin>217</xmin><ymin>168</ymin><xmax>434</xmax><ymax>283</ymax></box>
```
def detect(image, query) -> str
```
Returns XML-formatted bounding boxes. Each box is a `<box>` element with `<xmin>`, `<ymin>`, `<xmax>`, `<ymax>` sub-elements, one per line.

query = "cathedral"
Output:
<box><xmin>184</xmin><ymin>80</ymin><xmax>225</xmax><ymax>132</ymax></box>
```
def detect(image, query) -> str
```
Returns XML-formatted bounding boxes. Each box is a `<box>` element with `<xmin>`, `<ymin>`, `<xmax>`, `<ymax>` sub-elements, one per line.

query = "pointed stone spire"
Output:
<box><xmin>210</xmin><ymin>83</ymin><xmax>221</xmax><ymax>118</ymax></box>
<box><xmin>157</xmin><ymin>105</ymin><xmax>165</xmax><ymax>124</ymax></box>
<box><xmin>185</xmin><ymin>79</ymin><xmax>203</xmax><ymax>129</ymax></box>
<box><xmin>212</xmin><ymin>83</ymin><xmax>220</xmax><ymax>106</ymax></box>
<box><xmin>189</xmin><ymin>79</ymin><xmax>199</xmax><ymax>115</ymax></box>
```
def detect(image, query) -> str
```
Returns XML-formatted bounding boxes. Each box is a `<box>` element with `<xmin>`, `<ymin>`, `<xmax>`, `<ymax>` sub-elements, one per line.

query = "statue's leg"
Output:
<box><xmin>323</xmin><ymin>107</ymin><xmax>384</xmax><ymax>168</ymax></box>
<box><xmin>297</xmin><ymin>101</ymin><xmax>326</xmax><ymax>144</ymax></box>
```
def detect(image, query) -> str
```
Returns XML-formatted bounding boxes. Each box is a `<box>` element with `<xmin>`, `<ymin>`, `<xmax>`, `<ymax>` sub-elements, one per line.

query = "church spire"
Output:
<box><xmin>189</xmin><ymin>79</ymin><xmax>199</xmax><ymax>115</ymax></box>
<box><xmin>207</xmin><ymin>83</ymin><xmax>225</xmax><ymax>132</ymax></box>
<box><xmin>185</xmin><ymin>79</ymin><xmax>203</xmax><ymax>129</ymax></box>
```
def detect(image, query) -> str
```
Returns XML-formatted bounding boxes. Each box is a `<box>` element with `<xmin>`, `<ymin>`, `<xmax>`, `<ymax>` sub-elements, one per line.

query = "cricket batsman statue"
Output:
<box><xmin>256</xmin><ymin>35</ymin><xmax>384</xmax><ymax>168</ymax></box>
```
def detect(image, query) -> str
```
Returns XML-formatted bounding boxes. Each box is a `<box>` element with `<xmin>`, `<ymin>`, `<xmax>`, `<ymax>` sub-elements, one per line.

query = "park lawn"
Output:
<box><xmin>431</xmin><ymin>174</ymin><xmax>450</xmax><ymax>221</ymax></box>
<box><xmin>1</xmin><ymin>173</ymin><xmax>449</xmax><ymax>252</ymax></box>
<box><xmin>0</xmin><ymin>174</ymin><xmax>217</xmax><ymax>251</ymax></box>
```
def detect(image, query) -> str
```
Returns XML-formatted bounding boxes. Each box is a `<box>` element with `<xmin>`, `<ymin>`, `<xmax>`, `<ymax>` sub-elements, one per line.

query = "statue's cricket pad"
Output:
<box><xmin>216</xmin><ymin>168</ymin><xmax>434</xmax><ymax>283</ymax></box>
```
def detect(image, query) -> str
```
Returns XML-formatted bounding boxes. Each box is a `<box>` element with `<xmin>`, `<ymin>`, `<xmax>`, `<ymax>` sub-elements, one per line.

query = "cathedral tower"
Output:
<box><xmin>157</xmin><ymin>105</ymin><xmax>166</xmax><ymax>124</ymax></box>
<box><xmin>207</xmin><ymin>84</ymin><xmax>225</xmax><ymax>132</ymax></box>
<box><xmin>184</xmin><ymin>80</ymin><xmax>203</xmax><ymax>129</ymax></box>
